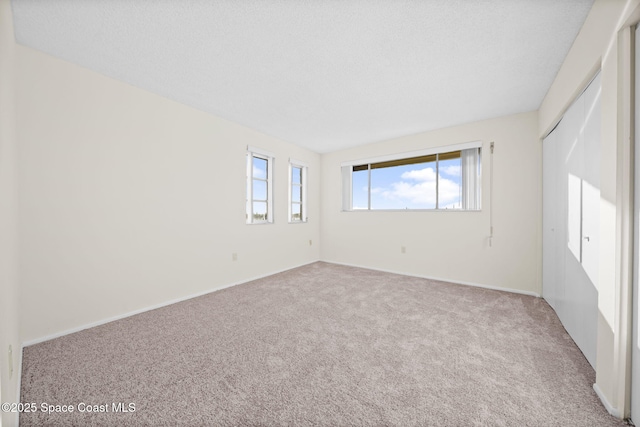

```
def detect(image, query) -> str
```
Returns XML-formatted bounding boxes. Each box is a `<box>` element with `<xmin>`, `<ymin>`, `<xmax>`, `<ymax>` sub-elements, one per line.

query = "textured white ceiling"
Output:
<box><xmin>11</xmin><ymin>0</ymin><xmax>593</xmax><ymax>153</ymax></box>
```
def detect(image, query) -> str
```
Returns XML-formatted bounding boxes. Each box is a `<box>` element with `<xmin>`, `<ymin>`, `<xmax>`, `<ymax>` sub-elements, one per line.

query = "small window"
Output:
<box><xmin>342</xmin><ymin>142</ymin><xmax>481</xmax><ymax>211</ymax></box>
<box><xmin>246</xmin><ymin>147</ymin><xmax>274</xmax><ymax>224</ymax></box>
<box><xmin>289</xmin><ymin>160</ymin><xmax>308</xmax><ymax>223</ymax></box>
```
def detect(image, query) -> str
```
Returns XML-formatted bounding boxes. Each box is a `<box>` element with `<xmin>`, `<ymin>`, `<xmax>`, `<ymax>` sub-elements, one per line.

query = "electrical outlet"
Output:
<box><xmin>309</xmin><ymin>239</ymin><xmax>313</xmax><ymax>246</ymax></box>
<box><xmin>8</xmin><ymin>345</ymin><xmax>13</xmax><ymax>379</ymax></box>
<box><xmin>232</xmin><ymin>253</ymin><xmax>238</xmax><ymax>261</ymax></box>
<box><xmin>401</xmin><ymin>246</ymin><xmax>406</xmax><ymax>254</ymax></box>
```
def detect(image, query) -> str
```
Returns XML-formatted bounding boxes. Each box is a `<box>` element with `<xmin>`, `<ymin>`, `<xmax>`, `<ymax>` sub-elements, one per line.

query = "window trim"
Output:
<box><xmin>341</xmin><ymin>141</ymin><xmax>482</xmax><ymax>212</ymax></box>
<box><xmin>246</xmin><ymin>146</ymin><xmax>275</xmax><ymax>224</ymax></box>
<box><xmin>288</xmin><ymin>158</ymin><xmax>308</xmax><ymax>223</ymax></box>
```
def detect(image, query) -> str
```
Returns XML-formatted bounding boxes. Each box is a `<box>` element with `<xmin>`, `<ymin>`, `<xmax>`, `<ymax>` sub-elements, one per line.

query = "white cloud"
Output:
<box><xmin>375</xmin><ymin>166</ymin><xmax>460</xmax><ymax>208</ymax></box>
<box><xmin>400</xmin><ymin>167</ymin><xmax>436</xmax><ymax>182</ymax></box>
<box><xmin>383</xmin><ymin>181</ymin><xmax>436</xmax><ymax>205</ymax></box>
<box><xmin>440</xmin><ymin>165</ymin><xmax>461</xmax><ymax>177</ymax></box>
<box><xmin>400</xmin><ymin>165</ymin><xmax>460</xmax><ymax>180</ymax></box>
<box><xmin>253</xmin><ymin>165</ymin><xmax>265</xmax><ymax>179</ymax></box>
<box><xmin>437</xmin><ymin>177</ymin><xmax>462</xmax><ymax>207</ymax></box>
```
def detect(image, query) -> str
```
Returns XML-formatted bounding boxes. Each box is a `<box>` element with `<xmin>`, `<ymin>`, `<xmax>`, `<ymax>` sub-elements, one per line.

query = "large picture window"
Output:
<box><xmin>246</xmin><ymin>146</ymin><xmax>274</xmax><ymax>224</ymax></box>
<box><xmin>342</xmin><ymin>142</ymin><xmax>482</xmax><ymax>211</ymax></box>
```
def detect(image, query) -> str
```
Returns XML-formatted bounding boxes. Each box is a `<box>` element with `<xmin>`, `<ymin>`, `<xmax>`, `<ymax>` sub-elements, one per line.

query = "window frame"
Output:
<box><xmin>246</xmin><ymin>146</ymin><xmax>275</xmax><ymax>224</ymax></box>
<box><xmin>288</xmin><ymin>159</ymin><xmax>308</xmax><ymax>223</ymax></box>
<box><xmin>341</xmin><ymin>141</ymin><xmax>482</xmax><ymax>212</ymax></box>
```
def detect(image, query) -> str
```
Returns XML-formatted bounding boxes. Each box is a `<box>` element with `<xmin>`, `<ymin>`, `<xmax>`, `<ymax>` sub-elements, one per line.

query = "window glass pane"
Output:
<box><xmin>292</xmin><ymin>167</ymin><xmax>302</xmax><ymax>185</ymax></box>
<box><xmin>291</xmin><ymin>203</ymin><xmax>302</xmax><ymax>221</ymax></box>
<box><xmin>253</xmin><ymin>202</ymin><xmax>268</xmax><ymax>221</ymax></box>
<box><xmin>253</xmin><ymin>179</ymin><xmax>267</xmax><ymax>201</ymax></box>
<box><xmin>438</xmin><ymin>157</ymin><xmax>462</xmax><ymax>209</ymax></box>
<box><xmin>253</xmin><ymin>156</ymin><xmax>267</xmax><ymax>179</ymax></box>
<box><xmin>352</xmin><ymin>168</ymin><xmax>369</xmax><ymax>209</ymax></box>
<box><xmin>291</xmin><ymin>185</ymin><xmax>301</xmax><ymax>202</ymax></box>
<box><xmin>345</xmin><ymin>147</ymin><xmax>480</xmax><ymax>211</ymax></box>
<box><xmin>247</xmin><ymin>150</ymin><xmax>273</xmax><ymax>223</ymax></box>
<box><xmin>370</xmin><ymin>162</ymin><xmax>436</xmax><ymax>209</ymax></box>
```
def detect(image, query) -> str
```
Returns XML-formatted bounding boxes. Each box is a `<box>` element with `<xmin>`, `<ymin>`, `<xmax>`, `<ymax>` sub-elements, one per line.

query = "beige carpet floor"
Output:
<box><xmin>20</xmin><ymin>262</ymin><xmax>628</xmax><ymax>426</ymax></box>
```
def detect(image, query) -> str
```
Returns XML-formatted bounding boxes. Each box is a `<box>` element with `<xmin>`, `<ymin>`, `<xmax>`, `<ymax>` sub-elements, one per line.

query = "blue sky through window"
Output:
<box><xmin>252</xmin><ymin>157</ymin><xmax>267</xmax><ymax>200</ymax></box>
<box><xmin>352</xmin><ymin>158</ymin><xmax>462</xmax><ymax>210</ymax></box>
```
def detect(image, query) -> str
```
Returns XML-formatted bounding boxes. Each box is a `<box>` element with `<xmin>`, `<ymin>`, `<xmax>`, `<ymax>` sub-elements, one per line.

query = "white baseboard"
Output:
<box><xmin>321</xmin><ymin>260</ymin><xmax>541</xmax><ymax>298</ymax></box>
<box><xmin>593</xmin><ymin>383</ymin><xmax>622</xmax><ymax>419</ymax></box>
<box><xmin>22</xmin><ymin>260</ymin><xmax>319</xmax><ymax>348</ymax></box>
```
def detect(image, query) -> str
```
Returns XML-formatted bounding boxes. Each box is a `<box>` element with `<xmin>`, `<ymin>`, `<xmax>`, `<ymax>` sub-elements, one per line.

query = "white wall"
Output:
<box><xmin>538</xmin><ymin>0</ymin><xmax>640</xmax><ymax>417</ymax></box>
<box><xmin>321</xmin><ymin>112</ymin><xmax>541</xmax><ymax>295</ymax></box>
<box><xmin>16</xmin><ymin>45</ymin><xmax>321</xmax><ymax>344</ymax></box>
<box><xmin>0</xmin><ymin>0</ymin><xmax>20</xmax><ymax>425</ymax></box>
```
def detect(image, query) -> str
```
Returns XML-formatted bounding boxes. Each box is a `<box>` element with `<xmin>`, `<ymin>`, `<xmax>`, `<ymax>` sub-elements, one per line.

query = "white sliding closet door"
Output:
<box><xmin>581</xmin><ymin>75</ymin><xmax>601</xmax><ymax>286</ymax></box>
<box><xmin>542</xmin><ymin>126</ymin><xmax>561</xmax><ymax>311</ymax></box>
<box><xmin>542</xmin><ymin>73</ymin><xmax>600</xmax><ymax>369</ymax></box>
<box><xmin>631</xmin><ymin>24</ymin><xmax>640</xmax><ymax>426</ymax></box>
